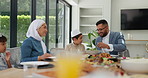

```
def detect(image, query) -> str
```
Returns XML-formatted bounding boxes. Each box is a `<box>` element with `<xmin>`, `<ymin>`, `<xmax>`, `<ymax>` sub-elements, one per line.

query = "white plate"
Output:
<box><xmin>20</xmin><ymin>61</ymin><xmax>49</xmax><ymax>66</ymax></box>
<box><xmin>111</xmin><ymin>55</ymin><xmax>119</xmax><ymax>57</ymax></box>
<box><xmin>47</xmin><ymin>56</ymin><xmax>56</xmax><ymax>59</ymax></box>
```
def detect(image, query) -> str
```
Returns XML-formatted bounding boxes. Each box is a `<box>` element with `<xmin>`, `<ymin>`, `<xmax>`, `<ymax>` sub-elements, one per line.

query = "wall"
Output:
<box><xmin>71</xmin><ymin>0</ymin><xmax>111</xmax><ymax>30</ymax></box>
<box><xmin>78</xmin><ymin>0</ymin><xmax>111</xmax><ymax>25</ymax></box>
<box><xmin>72</xmin><ymin>6</ymin><xmax>79</xmax><ymax>30</ymax></box>
<box><xmin>111</xmin><ymin>0</ymin><xmax>148</xmax><ymax>57</ymax></box>
<box><xmin>65</xmin><ymin>0</ymin><xmax>79</xmax><ymax>30</ymax></box>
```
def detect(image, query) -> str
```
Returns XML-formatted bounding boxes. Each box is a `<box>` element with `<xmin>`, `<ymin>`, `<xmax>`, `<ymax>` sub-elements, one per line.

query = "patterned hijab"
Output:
<box><xmin>26</xmin><ymin>19</ymin><xmax>47</xmax><ymax>54</ymax></box>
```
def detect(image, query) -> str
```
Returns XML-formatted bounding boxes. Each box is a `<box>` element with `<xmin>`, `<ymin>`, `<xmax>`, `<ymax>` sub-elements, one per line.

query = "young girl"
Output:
<box><xmin>0</xmin><ymin>34</ymin><xmax>12</xmax><ymax>70</ymax></box>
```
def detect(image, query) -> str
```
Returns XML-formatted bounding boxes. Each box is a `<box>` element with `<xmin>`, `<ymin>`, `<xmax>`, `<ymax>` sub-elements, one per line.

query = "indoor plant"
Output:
<box><xmin>85</xmin><ymin>30</ymin><xmax>99</xmax><ymax>51</ymax></box>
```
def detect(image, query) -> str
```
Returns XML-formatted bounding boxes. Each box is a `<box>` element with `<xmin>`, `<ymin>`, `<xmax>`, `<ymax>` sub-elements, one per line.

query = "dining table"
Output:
<box><xmin>1</xmin><ymin>65</ymin><xmax>148</xmax><ymax>78</ymax></box>
<box><xmin>0</xmin><ymin>58</ymin><xmax>148</xmax><ymax>78</ymax></box>
<box><xmin>0</xmin><ymin>61</ymin><xmax>55</xmax><ymax>78</ymax></box>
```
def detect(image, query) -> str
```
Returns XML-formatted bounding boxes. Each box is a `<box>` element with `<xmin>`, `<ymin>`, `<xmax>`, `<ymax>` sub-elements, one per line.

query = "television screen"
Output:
<box><xmin>121</xmin><ymin>9</ymin><xmax>148</xmax><ymax>30</ymax></box>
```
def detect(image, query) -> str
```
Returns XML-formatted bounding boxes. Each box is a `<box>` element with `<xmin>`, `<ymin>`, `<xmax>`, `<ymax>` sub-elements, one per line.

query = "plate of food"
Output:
<box><xmin>20</xmin><ymin>61</ymin><xmax>50</xmax><ymax>66</ymax></box>
<box><xmin>83</xmin><ymin>53</ymin><xmax>116</xmax><ymax>65</ymax></box>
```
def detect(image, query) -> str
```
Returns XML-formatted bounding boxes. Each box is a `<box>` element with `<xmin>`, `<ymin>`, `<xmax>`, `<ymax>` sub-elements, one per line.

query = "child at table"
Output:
<box><xmin>65</xmin><ymin>29</ymin><xmax>85</xmax><ymax>53</ymax></box>
<box><xmin>0</xmin><ymin>34</ymin><xmax>12</xmax><ymax>70</ymax></box>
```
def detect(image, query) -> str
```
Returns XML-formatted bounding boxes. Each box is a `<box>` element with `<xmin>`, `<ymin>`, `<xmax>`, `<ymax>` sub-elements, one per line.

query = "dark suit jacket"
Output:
<box><xmin>95</xmin><ymin>31</ymin><xmax>127</xmax><ymax>55</ymax></box>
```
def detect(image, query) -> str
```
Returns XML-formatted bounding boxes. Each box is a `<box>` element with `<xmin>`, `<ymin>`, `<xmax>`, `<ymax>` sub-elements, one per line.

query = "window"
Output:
<box><xmin>56</xmin><ymin>0</ymin><xmax>71</xmax><ymax>48</ymax></box>
<box><xmin>65</xmin><ymin>5</ymin><xmax>70</xmax><ymax>46</ymax></box>
<box><xmin>0</xmin><ymin>0</ymin><xmax>10</xmax><ymax>47</ymax></box>
<box><xmin>17</xmin><ymin>0</ymin><xmax>31</xmax><ymax>46</ymax></box>
<box><xmin>57</xmin><ymin>2</ymin><xmax>65</xmax><ymax>48</ymax></box>
<box><xmin>0</xmin><ymin>0</ymin><xmax>71</xmax><ymax>49</ymax></box>
<box><xmin>49</xmin><ymin>0</ymin><xmax>56</xmax><ymax>49</ymax></box>
<box><xmin>36</xmin><ymin>0</ymin><xmax>46</xmax><ymax>20</ymax></box>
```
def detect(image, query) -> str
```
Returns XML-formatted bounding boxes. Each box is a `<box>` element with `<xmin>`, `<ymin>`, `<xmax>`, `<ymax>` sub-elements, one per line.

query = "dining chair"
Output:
<box><xmin>50</xmin><ymin>48</ymin><xmax>65</xmax><ymax>56</ymax></box>
<box><xmin>6</xmin><ymin>47</ymin><xmax>21</xmax><ymax>66</ymax></box>
<box><xmin>118</xmin><ymin>49</ymin><xmax>130</xmax><ymax>57</ymax></box>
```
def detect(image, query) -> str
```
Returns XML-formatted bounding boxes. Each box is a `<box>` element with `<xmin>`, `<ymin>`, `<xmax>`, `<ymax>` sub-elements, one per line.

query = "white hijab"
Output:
<box><xmin>26</xmin><ymin>19</ymin><xmax>47</xmax><ymax>54</ymax></box>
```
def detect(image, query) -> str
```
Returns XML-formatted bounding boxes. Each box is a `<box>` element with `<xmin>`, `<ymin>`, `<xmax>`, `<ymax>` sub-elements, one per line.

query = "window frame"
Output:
<box><xmin>9</xmin><ymin>0</ymin><xmax>71</xmax><ymax>48</ymax></box>
<box><xmin>55</xmin><ymin>0</ymin><xmax>72</xmax><ymax>48</ymax></box>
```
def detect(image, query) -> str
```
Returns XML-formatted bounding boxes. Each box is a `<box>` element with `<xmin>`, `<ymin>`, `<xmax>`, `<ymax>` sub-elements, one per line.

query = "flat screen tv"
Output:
<box><xmin>121</xmin><ymin>9</ymin><xmax>148</xmax><ymax>30</ymax></box>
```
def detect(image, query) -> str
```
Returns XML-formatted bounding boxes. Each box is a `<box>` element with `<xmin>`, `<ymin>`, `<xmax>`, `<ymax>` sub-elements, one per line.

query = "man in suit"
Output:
<box><xmin>95</xmin><ymin>19</ymin><xmax>126</xmax><ymax>55</ymax></box>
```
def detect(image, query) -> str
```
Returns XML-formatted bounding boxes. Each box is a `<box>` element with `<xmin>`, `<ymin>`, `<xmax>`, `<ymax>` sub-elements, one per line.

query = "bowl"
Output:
<box><xmin>121</xmin><ymin>59</ymin><xmax>148</xmax><ymax>74</ymax></box>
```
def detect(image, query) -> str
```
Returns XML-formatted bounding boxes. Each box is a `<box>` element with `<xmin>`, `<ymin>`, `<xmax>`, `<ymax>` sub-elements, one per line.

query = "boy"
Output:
<box><xmin>65</xmin><ymin>29</ymin><xmax>85</xmax><ymax>53</ymax></box>
<box><xmin>0</xmin><ymin>34</ymin><xmax>12</xmax><ymax>70</ymax></box>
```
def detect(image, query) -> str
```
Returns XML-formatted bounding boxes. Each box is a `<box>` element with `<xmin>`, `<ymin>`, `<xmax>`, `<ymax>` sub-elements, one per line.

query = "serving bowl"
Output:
<box><xmin>121</xmin><ymin>59</ymin><xmax>148</xmax><ymax>74</ymax></box>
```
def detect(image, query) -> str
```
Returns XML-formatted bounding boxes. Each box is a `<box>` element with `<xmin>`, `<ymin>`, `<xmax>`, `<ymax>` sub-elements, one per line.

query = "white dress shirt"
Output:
<box><xmin>102</xmin><ymin>31</ymin><xmax>114</xmax><ymax>53</ymax></box>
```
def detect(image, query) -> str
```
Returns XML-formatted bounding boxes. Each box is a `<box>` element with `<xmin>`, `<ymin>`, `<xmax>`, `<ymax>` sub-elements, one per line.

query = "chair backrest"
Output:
<box><xmin>50</xmin><ymin>48</ymin><xmax>65</xmax><ymax>56</ymax></box>
<box><xmin>6</xmin><ymin>47</ymin><xmax>21</xmax><ymax>65</ymax></box>
<box><xmin>118</xmin><ymin>49</ymin><xmax>130</xmax><ymax>57</ymax></box>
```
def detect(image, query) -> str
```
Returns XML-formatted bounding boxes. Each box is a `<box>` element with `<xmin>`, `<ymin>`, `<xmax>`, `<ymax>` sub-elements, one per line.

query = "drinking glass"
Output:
<box><xmin>56</xmin><ymin>52</ymin><xmax>82</xmax><ymax>78</ymax></box>
<box><xmin>23</xmin><ymin>64</ymin><xmax>37</xmax><ymax>78</ymax></box>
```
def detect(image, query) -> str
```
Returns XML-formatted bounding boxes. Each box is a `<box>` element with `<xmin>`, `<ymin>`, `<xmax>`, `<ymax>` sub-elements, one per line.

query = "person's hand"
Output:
<box><xmin>5</xmin><ymin>52</ymin><xmax>11</xmax><ymax>61</ymax></box>
<box><xmin>97</xmin><ymin>42</ymin><xmax>110</xmax><ymax>49</ymax></box>
<box><xmin>38</xmin><ymin>53</ymin><xmax>52</xmax><ymax>61</ymax></box>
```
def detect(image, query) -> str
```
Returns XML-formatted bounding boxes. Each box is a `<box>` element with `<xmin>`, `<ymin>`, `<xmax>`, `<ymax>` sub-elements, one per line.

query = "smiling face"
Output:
<box><xmin>0</xmin><ymin>42</ymin><xmax>6</xmax><ymax>53</ymax></box>
<box><xmin>96</xmin><ymin>24</ymin><xmax>109</xmax><ymax>37</ymax></box>
<box><xmin>37</xmin><ymin>23</ymin><xmax>48</xmax><ymax>37</ymax></box>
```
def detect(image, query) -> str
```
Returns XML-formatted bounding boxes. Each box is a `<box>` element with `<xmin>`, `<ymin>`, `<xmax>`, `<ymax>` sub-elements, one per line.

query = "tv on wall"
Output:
<box><xmin>121</xmin><ymin>9</ymin><xmax>148</xmax><ymax>30</ymax></box>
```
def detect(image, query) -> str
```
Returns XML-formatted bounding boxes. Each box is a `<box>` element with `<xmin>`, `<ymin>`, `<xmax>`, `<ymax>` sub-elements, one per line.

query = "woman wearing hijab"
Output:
<box><xmin>21</xmin><ymin>19</ymin><xmax>51</xmax><ymax>62</ymax></box>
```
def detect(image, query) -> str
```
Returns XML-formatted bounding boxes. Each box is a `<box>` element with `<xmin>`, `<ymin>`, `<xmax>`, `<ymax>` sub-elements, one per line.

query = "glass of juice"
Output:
<box><xmin>56</xmin><ymin>52</ymin><xmax>82</xmax><ymax>78</ymax></box>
